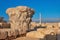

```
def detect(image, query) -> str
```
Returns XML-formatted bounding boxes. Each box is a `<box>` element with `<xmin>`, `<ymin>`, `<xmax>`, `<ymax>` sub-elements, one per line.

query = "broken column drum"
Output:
<box><xmin>6</xmin><ymin>6</ymin><xmax>34</xmax><ymax>34</ymax></box>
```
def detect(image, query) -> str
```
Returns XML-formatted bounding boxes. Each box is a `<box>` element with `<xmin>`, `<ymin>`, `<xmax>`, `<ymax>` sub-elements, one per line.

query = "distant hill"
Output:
<box><xmin>32</xmin><ymin>18</ymin><xmax>60</xmax><ymax>23</ymax></box>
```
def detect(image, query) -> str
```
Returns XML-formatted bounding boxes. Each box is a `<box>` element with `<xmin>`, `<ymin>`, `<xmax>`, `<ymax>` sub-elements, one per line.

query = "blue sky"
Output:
<box><xmin>0</xmin><ymin>0</ymin><xmax>60</xmax><ymax>21</ymax></box>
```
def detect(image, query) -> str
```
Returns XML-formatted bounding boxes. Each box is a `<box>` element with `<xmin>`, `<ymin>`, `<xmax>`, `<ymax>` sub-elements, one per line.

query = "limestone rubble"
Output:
<box><xmin>0</xmin><ymin>6</ymin><xmax>59</xmax><ymax>40</ymax></box>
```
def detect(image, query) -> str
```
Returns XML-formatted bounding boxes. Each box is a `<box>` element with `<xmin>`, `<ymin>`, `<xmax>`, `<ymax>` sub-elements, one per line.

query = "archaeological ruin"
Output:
<box><xmin>0</xmin><ymin>6</ymin><xmax>60</xmax><ymax>40</ymax></box>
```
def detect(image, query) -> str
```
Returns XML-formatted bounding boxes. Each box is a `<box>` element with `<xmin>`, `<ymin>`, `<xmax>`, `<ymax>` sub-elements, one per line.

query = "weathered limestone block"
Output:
<box><xmin>8</xmin><ymin>30</ymin><xmax>19</xmax><ymax>37</ymax></box>
<box><xmin>29</xmin><ymin>22</ymin><xmax>37</xmax><ymax>30</ymax></box>
<box><xmin>37</xmin><ymin>28</ymin><xmax>56</xmax><ymax>35</ymax></box>
<box><xmin>26</xmin><ymin>30</ymin><xmax>56</xmax><ymax>40</ymax></box>
<box><xmin>0</xmin><ymin>30</ymin><xmax>8</xmax><ymax>39</ymax></box>
<box><xmin>16</xmin><ymin>6</ymin><xmax>28</xmax><ymax>12</ymax></box>
<box><xmin>26</xmin><ymin>31</ymin><xmax>46</xmax><ymax>39</ymax></box>
<box><xmin>6</xmin><ymin>6</ymin><xmax>34</xmax><ymax>34</ymax></box>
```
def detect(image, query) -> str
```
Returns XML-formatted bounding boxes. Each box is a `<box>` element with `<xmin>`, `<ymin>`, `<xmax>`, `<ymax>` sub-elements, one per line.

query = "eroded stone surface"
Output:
<box><xmin>6</xmin><ymin>6</ymin><xmax>34</xmax><ymax>34</ymax></box>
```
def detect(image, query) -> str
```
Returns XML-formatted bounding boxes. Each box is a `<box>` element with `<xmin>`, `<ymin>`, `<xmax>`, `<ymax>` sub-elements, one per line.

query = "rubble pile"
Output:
<box><xmin>26</xmin><ymin>25</ymin><xmax>57</xmax><ymax>40</ymax></box>
<box><xmin>26</xmin><ymin>31</ymin><xmax>46</xmax><ymax>39</ymax></box>
<box><xmin>6</xmin><ymin>6</ymin><xmax>34</xmax><ymax>34</ymax></box>
<box><xmin>0</xmin><ymin>6</ymin><xmax>58</xmax><ymax>40</ymax></box>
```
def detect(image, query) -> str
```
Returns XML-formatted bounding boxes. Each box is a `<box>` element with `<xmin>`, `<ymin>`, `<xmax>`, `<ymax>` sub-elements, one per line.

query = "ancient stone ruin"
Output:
<box><xmin>0</xmin><ymin>6</ymin><xmax>59</xmax><ymax>40</ymax></box>
<box><xmin>6</xmin><ymin>6</ymin><xmax>34</xmax><ymax>34</ymax></box>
